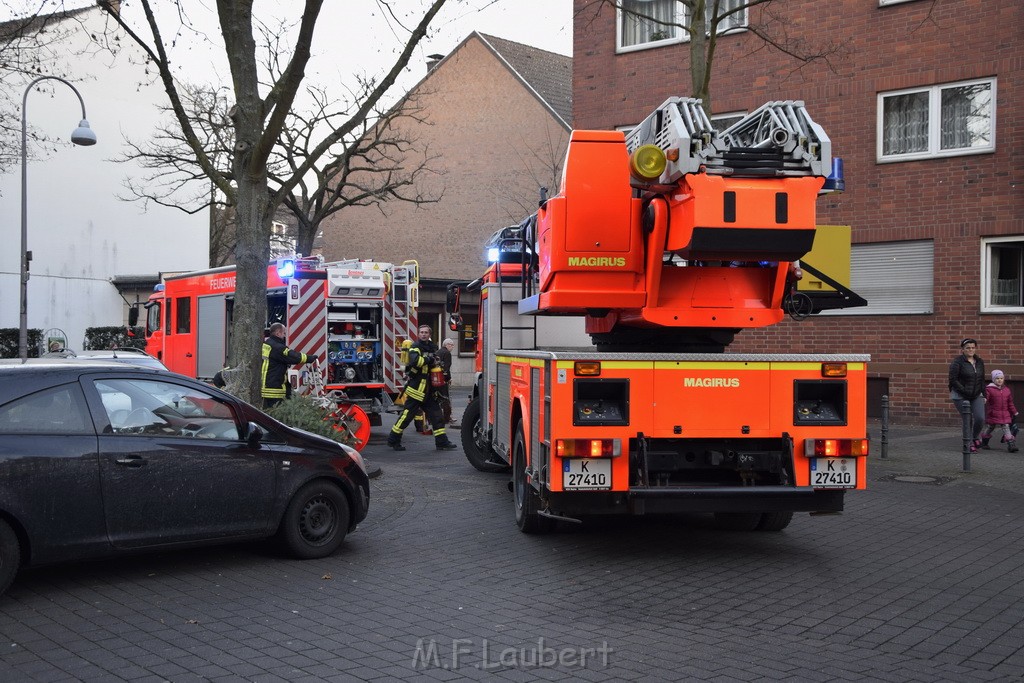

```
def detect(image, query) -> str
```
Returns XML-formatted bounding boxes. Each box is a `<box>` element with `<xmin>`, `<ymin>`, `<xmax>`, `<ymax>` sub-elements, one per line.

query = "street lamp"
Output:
<box><xmin>19</xmin><ymin>77</ymin><xmax>97</xmax><ymax>361</ymax></box>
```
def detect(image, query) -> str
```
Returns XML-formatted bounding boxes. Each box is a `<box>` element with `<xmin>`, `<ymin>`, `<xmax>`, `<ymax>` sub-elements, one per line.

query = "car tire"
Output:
<box><xmin>513</xmin><ymin>422</ymin><xmax>552</xmax><ymax>534</ymax></box>
<box><xmin>277</xmin><ymin>481</ymin><xmax>350</xmax><ymax>559</ymax></box>
<box><xmin>0</xmin><ymin>519</ymin><xmax>21</xmax><ymax>597</ymax></box>
<box><xmin>461</xmin><ymin>397</ymin><xmax>508</xmax><ymax>473</ymax></box>
<box><xmin>756</xmin><ymin>511</ymin><xmax>794</xmax><ymax>531</ymax></box>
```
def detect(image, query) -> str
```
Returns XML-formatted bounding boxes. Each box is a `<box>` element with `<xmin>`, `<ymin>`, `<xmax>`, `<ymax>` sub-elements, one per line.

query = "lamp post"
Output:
<box><xmin>19</xmin><ymin>77</ymin><xmax>97</xmax><ymax>361</ymax></box>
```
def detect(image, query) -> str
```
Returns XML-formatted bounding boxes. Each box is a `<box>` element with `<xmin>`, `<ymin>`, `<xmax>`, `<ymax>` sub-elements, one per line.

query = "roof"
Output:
<box><xmin>476</xmin><ymin>33</ymin><xmax>572</xmax><ymax>128</ymax></box>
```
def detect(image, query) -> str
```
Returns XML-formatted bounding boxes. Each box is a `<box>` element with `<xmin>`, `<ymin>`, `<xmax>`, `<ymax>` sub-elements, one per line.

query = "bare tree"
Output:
<box><xmin>576</xmin><ymin>0</ymin><xmax>848</xmax><ymax>113</ymax></box>
<box><xmin>95</xmin><ymin>0</ymin><xmax>451</xmax><ymax>403</ymax></box>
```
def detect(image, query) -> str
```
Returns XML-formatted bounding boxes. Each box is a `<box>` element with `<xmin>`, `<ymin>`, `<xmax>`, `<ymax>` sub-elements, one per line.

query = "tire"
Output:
<box><xmin>0</xmin><ymin>519</ymin><xmax>21</xmax><ymax>597</ymax></box>
<box><xmin>756</xmin><ymin>511</ymin><xmax>794</xmax><ymax>532</ymax></box>
<box><xmin>713</xmin><ymin>512</ymin><xmax>762</xmax><ymax>531</ymax></box>
<box><xmin>461</xmin><ymin>397</ymin><xmax>508</xmax><ymax>473</ymax></box>
<box><xmin>513</xmin><ymin>422</ymin><xmax>552</xmax><ymax>534</ymax></box>
<box><xmin>277</xmin><ymin>481</ymin><xmax>351</xmax><ymax>559</ymax></box>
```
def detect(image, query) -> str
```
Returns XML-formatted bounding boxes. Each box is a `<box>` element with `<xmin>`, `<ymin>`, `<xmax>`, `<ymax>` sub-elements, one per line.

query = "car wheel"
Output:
<box><xmin>277</xmin><ymin>481</ymin><xmax>350</xmax><ymax>559</ymax></box>
<box><xmin>756</xmin><ymin>511</ymin><xmax>794</xmax><ymax>531</ymax></box>
<box><xmin>713</xmin><ymin>512</ymin><xmax>762</xmax><ymax>531</ymax></box>
<box><xmin>461</xmin><ymin>397</ymin><xmax>508</xmax><ymax>473</ymax></box>
<box><xmin>0</xmin><ymin>519</ymin><xmax>21</xmax><ymax>597</ymax></box>
<box><xmin>513</xmin><ymin>422</ymin><xmax>552</xmax><ymax>534</ymax></box>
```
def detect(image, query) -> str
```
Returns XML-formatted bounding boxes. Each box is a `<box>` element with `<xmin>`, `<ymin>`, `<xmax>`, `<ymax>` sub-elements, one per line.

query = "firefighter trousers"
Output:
<box><xmin>390</xmin><ymin>391</ymin><xmax>449</xmax><ymax>444</ymax></box>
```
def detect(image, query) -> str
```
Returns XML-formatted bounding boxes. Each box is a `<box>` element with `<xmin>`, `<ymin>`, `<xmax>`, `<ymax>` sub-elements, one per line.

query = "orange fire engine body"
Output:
<box><xmin>453</xmin><ymin>99</ymin><xmax>869</xmax><ymax>532</ymax></box>
<box><xmin>142</xmin><ymin>258</ymin><xmax>419</xmax><ymax>449</ymax></box>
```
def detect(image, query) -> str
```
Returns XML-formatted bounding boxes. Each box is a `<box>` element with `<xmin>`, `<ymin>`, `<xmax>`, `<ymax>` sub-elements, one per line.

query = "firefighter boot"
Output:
<box><xmin>981</xmin><ymin>436</ymin><xmax>991</xmax><ymax>449</ymax></box>
<box><xmin>387</xmin><ymin>434</ymin><xmax>406</xmax><ymax>451</ymax></box>
<box><xmin>435</xmin><ymin>437</ymin><xmax>458</xmax><ymax>451</ymax></box>
<box><xmin>1009</xmin><ymin>439</ymin><xmax>1019</xmax><ymax>453</ymax></box>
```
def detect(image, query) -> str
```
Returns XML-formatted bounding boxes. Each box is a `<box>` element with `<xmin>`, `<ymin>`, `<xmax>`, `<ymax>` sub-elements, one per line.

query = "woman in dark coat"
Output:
<box><xmin>948</xmin><ymin>338</ymin><xmax>986</xmax><ymax>453</ymax></box>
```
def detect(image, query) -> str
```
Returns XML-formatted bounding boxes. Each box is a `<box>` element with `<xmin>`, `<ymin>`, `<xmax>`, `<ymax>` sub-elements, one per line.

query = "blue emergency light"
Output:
<box><xmin>276</xmin><ymin>258</ymin><xmax>296</xmax><ymax>279</ymax></box>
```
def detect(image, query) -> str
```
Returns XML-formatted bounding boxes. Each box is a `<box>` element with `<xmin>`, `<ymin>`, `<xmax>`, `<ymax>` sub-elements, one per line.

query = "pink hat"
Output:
<box><xmin>992</xmin><ymin>370</ymin><xmax>1004</xmax><ymax>379</ymax></box>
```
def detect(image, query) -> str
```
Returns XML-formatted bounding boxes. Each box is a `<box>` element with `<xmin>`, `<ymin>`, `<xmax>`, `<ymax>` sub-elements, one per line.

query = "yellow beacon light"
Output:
<box><xmin>629</xmin><ymin>144</ymin><xmax>667</xmax><ymax>182</ymax></box>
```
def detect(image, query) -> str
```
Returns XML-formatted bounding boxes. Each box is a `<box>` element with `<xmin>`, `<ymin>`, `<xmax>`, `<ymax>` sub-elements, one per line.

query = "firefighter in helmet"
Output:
<box><xmin>261</xmin><ymin>322</ymin><xmax>308</xmax><ymax>409</ymax></box>
<box><xmin>387</xmin><ymin>325</ymin><xmax>458</xmax><ymax>451</ymax></box>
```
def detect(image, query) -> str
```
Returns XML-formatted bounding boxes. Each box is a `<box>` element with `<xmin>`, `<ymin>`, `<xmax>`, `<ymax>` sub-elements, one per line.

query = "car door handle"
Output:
<box><xmin>115</xmin><ymin>455</ymin><xmax>147</xmax><ymax>467</ymax></box>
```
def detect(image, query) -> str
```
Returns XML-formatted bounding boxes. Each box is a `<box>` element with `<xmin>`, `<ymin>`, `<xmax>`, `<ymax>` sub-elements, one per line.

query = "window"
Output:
<box><xmin>96</xmin><ymin>378</ymin><xmax>239</xmax><ymax>439</ymax></box>
<box><xmin>176</xmin><ymin>296</ymin><xmax>191</xmax><ymax>334</ymax></box>
<box><xmin>878</xmin><ymin>79</ymin><xmax>995</xmax><ymax>162</ymax></box>
<box><xmin>982</xmin><ymin>237</ymin><xmax>1024</xmax><ymax>312</ymax></box>
<box><xmin>0</xmin><ymin>385</ymin><xmax>92</xmax><ymax>434</ymax></box>
<box><xmin>820</xmin><ymin>240</ymin><xmax>934</xmax><ymax>315</ymax></box>
<box><xmin>617</xmin><ymin>0</ymin><xmax>746</xmax><ymax>51</ymax></box>
<box><xmin>457</xmin><ymin>318</ymin><xmax>478</xmax><ymax>355</ymax></box>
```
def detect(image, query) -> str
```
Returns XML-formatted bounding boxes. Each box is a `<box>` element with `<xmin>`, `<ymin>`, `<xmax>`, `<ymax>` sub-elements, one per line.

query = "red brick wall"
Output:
<box><xmin>573</xmin><ymin>0</ymin><xmax>1024</xmax><ymax>426</ymax></box>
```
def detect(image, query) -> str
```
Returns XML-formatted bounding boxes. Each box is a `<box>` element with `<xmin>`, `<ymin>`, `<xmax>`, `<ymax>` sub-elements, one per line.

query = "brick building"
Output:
<box><xmin>573</xmin><ymin>0</ymin><xmax>1023</xmax><ymax>425</ymax></box>
<box><xmin>318</xmin><ymin>32</ymin><xmax>571</xmax><ymax>384</ymax></box>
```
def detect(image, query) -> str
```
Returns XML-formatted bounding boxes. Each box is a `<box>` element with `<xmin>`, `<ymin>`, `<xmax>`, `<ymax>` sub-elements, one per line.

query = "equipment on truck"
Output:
<box><xmin>447</xmin><ymin>98</ymin><xmax>869</xmax><ymax>533</ymax></box>
<box><xmin>141</xmin><ymin>256</ymin><xmax>419</xmax><ymax>450</ymax></box>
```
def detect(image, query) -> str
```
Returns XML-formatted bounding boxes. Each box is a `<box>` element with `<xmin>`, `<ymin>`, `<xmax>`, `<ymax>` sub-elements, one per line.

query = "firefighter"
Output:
<box><xmin>387</xmin><ymin>324</ymin><xmax>458</xmax><ymax>451</ymax></box>
<box><xmin>261</xmin><ymin>322</ymin><xmax>308</xmax><ymax>409</ymax></box>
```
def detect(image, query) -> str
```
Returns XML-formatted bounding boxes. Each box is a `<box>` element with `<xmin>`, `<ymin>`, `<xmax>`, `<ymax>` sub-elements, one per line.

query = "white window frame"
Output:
<box><xmin>876</xmin><ymin>78</ymin><xmax>996</xmax><ymax>163</ymax></box>
<box><xmin>981</xmin><ymin>236</ymin><xmax>1024</xmax><ymax>314</ymax></box>
<box><xmin>616</xmin><ymin>0</ymin><xmax>747</xmax><ymax>53</ymax></box>
<box><xmin>879</xmin><ymin>0</ymin><xmax>920</xmax><ymax>6</ymax></box>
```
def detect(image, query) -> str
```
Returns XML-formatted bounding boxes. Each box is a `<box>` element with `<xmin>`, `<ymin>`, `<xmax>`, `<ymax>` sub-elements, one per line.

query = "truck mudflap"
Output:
<box><xmin>542</xmin><ymin>488</ymin><xmax>845</xmax><ymax>517</ymax></box>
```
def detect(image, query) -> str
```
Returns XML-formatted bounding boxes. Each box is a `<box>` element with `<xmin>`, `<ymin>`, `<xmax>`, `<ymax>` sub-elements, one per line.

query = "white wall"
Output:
<box><xmin>0</xmin><ymin>7</ymin><xmax>208</xmax><ymax>352</ymax></box>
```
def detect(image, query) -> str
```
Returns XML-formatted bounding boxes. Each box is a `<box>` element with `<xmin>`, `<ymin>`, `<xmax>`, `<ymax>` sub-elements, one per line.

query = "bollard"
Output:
<box><xmin>960</xmin><ymin>399</ymin><xmax>972</xmax><ymax>472</ymax></box>
<box><xmin>880</xmin><ymin>394</ymin><xmax>889</xmax><ymax>459</ymax></box>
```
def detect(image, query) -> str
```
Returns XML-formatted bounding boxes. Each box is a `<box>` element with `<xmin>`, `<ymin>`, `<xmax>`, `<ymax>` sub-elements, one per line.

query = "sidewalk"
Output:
<box><xmin>869</xmin><ymin>418</ymin><xmax>1024</xmax><ymax>494</ymax></box>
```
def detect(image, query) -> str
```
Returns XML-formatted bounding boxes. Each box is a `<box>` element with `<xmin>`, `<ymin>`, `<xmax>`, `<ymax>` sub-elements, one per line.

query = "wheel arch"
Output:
<box><xmin>0</xmin><ymin>511</ymin><xmax>30</xmax><ymax>568</ymax></box>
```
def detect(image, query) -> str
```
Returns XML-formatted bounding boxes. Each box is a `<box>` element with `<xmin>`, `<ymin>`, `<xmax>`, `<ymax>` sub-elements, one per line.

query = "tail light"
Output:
<box><xmin>556</xmin><ymin>438</ymin><xmax>621</xmax><ymax>458</ymax></box>
<box><xmin>806</xmin><ymin>438</ymin><xmax>869</xmax><ymax>457</ymax></box>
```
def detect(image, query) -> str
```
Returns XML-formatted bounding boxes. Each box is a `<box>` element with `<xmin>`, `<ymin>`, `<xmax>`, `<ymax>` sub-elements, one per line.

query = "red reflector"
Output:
<box><xmin>555</xmin><ymin>439</ymin><xmax>621</xmax><ymax>457</ymax></box>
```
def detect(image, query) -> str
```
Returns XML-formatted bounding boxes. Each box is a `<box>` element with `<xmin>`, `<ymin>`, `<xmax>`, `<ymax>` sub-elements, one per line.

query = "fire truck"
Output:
<box><xmin>448</xmin><ymin>98</ymin><xmax>869</xmax><ymax>533</ymax></box>
<box><xmin>141</xmin><ymin>257</ymin><xmax>419</xmax><ymax>449</ymax></box>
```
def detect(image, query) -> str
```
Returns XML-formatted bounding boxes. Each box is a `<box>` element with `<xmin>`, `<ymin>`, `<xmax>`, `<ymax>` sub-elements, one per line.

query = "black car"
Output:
<box><xmin>0</xmin><ymin>359</ymin><xmax>369</xmax><ymax>596</ymax></box>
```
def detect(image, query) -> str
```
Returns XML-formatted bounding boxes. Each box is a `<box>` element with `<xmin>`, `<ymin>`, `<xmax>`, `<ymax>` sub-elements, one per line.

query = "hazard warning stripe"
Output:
<box><xmin>287</xmin><ymin>279</ymin><xmax>327</xmax><ymax>366</ymax></box>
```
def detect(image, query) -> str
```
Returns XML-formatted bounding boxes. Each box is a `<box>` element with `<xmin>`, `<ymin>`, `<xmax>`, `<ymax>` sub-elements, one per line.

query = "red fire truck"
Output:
<box><xmin>142</xmin><ymin>257</ymin><xmax>419</xmax><ymax>449</ymax></box>
<box><xmin>448</xmin><ymin>98</ymin><xmax>869</xmax><ymax>533</ymax></box>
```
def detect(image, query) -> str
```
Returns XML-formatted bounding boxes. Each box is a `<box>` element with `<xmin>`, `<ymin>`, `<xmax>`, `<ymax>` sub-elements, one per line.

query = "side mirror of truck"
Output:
<box><xmin>448</xmin><ymin>313</ymin><xmax>462</xmax><ymax>332</ymax></box>
<box><xmin>128</xmin><ymin>306</ymin><xmax>139</xmax><ymax>327</ymax></box>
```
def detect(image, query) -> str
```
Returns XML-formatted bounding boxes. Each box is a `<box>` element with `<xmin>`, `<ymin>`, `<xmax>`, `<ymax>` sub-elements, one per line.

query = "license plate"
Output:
<box><xmin>562</xmin><ymin>458</ymin><xmax>611</xmax><ymax>490</ymax></box>
<box><xmin>810</xmin><ymin>457</ymin><xmax>857</xmax><ymax>488</ymax></box>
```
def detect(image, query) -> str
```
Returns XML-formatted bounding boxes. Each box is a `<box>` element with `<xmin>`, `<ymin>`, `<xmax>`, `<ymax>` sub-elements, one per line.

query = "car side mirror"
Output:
<box><xmin>245</xmin><ymin>422</ymin><xmax>266</xmax><ymax>447</ymax></box>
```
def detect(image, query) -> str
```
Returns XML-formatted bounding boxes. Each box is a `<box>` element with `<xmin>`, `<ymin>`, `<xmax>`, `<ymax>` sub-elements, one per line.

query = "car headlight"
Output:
<box><xmin>341</xmin><ymin>443</ymin><xmax>367</xmax><ymax>474</ymax></box>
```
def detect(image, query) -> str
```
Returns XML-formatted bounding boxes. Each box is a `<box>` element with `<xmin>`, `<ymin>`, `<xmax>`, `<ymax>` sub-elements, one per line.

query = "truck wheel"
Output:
<box><xmin>756</xmin><ymin>511</ymin><xmax>794</xmax><ymax>531</ymax></box>
<box><xmin>513</xmin><ymin>423</ymin><xmax>551</xmax><ymax>534</ymax></box>
<box><xmin>276</xmin><ymin>481</ymin><xmax>350</xmax><ymax>559</ymax></box>
<box><xmin>0</xmin><ymin>519</ymin><xmax>21</xmax><ymax>597</ymax></box>
<box><xmin>461</xmin><ymin>398</ymin><xmax>508</xmax><ymax>473</ymax></box>
<box><xmin>713</xmin><ymin>512</ymin><xmax>762</xmax><ymax>531</ymax></box>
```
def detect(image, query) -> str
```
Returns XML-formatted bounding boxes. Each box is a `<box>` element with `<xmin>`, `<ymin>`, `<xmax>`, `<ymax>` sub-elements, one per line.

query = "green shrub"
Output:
<box><xmin>83</xmin><ymin>326</ymin><xmax>146</xmax><ymax>351</ymax></box>
<box><xmin>0</xmin><ymin>329</ymin><xmax>44</xmax><ymax>358</ymax></box>
<box><xmin>265</xmin><ymin>395</ymin><xmax>358</xmax><ymax>448</ymax></box>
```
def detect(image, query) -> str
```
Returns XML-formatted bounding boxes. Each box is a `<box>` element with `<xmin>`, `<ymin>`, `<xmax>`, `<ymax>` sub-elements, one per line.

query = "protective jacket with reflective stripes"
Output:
<box><xmin>261</xmin><ymin>335</ymin><xmax>307</xmax><ymax>400</ymax></box>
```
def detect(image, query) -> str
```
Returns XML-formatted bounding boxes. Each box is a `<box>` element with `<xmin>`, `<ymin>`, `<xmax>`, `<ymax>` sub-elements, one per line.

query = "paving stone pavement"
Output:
<box><xmin>1</xmin><ymin>393</ymin><xmax>1022</xmax><ymax>682</ymax></box>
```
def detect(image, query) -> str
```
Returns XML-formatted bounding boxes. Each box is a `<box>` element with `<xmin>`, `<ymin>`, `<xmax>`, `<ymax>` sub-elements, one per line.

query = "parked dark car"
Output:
<box><xmin>0</xmin><ymin>359</ymin><xmax>369</xmax><ymax>597</ymax></box>
<box><xmin>73</xmin><ymin>348</ymin><xmax>170</xmax><ymax>371</ymax></box>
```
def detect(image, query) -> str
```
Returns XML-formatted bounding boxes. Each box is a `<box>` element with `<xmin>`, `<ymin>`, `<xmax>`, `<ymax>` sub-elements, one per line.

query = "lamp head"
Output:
<box><xmin>71</xmin><ymin>119</ymin><xmax>97</xmax><ymax>146</ymax></box>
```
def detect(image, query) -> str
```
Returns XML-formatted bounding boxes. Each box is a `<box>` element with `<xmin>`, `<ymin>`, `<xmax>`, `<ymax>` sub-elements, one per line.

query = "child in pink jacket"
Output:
<box><xmin>981</xmin><ymin>370</ymin><xmax>1018</xmax><ymax>452</ymax></box>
